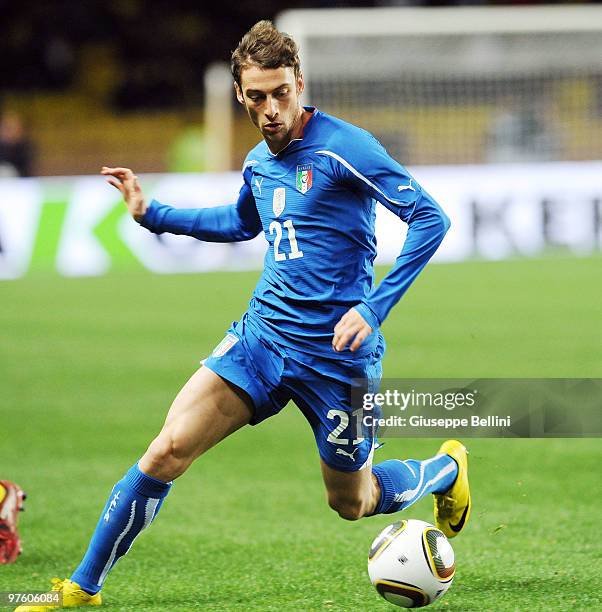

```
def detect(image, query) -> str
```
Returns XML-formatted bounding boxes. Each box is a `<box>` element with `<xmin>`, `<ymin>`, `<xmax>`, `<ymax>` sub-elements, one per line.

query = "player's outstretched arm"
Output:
<box><xmin>101</xmin><ymin>166</ymin><xmax>262</xmax><ymax>243</ymax></box>
<box><xmin>101</xmin><ymin>166</ymin><xmax>148</xmax><ymax>221</ymax></box>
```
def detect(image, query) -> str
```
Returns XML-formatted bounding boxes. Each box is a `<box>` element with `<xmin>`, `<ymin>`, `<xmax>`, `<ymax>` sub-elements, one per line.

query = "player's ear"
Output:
<box><xmin>296</xmin><ymin>73</ymin><xmax>305</xmax><ymax>96</ymax></box>
<box><xmin>234</xmin><ymin>82</ymin><xmax>245</xmax><ymax>105</ymax></box>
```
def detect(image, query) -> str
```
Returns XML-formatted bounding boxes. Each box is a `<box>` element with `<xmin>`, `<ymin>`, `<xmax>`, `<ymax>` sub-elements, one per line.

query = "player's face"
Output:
<box><xmin>235</xmin><ymin>65</ymin><xmax>304</xmax><ymax>153</ymax></box>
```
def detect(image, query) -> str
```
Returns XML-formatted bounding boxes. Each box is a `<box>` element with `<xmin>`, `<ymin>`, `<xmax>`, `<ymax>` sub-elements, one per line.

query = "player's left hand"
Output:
<box><xmin>332</xmin><ymin>307</ymin><xmax>373</xmax><ymax>352</ymax></box>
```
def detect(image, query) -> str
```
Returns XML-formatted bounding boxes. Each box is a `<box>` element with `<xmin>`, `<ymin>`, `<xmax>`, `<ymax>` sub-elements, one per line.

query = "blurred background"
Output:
<box><xmin>1</xmin><ymin>0</ymin><xmax>602</xmax><ymax>177</ymax></box>
<box><xmin>1</xmin><ymin>0</ymin><xmax>402</xmax><ymax>176</ymax></box>
<box><xmin>0</xmin><ymin>1</ymin><xmax>601</xmax><ymax>275</ymax></box>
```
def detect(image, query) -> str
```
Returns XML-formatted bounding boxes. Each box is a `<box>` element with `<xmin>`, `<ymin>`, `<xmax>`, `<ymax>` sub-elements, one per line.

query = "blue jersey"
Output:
<box><xmin>140</xmin><ymin>107</ymin><xmax>450</xmax><ymax>360</ymax></box>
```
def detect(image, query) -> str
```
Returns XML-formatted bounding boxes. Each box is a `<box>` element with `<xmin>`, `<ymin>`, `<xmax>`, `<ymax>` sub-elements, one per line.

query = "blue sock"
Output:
<box><xmin>71</xmin><ymin>463</ymin><xmax>172</xmax><ymax>594</ymax></box>
<box><xmin>372</xmin><ymin>454</ymin><xmax>457</xmax><ymax>515</ymax></box>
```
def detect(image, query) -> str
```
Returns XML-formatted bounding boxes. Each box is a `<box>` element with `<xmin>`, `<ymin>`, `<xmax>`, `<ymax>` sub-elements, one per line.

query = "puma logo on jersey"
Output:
<box><xmin>254</xmin><ymin>177</ymin><xmax>263</xmax><ymax>196</ymax></box>
<box><xmin>336</xmin><ymin>447</ymin><xmax>359</xmax><ymax>461</ymax></box>
<box><xmin>397</xmin><ymin>179</ymin><xmax>415</xmax><ymax>192</ymax></box>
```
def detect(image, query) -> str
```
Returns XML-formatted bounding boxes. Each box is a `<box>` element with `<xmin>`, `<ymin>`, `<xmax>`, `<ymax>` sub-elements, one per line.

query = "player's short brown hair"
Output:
<box><xmin>231</xmin><ymin>20</ymin><xmax>301</xmax><ymax>87</ymax></box>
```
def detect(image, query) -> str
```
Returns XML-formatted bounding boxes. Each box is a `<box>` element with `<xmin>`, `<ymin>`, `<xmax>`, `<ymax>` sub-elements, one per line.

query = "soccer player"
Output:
<box><xmin>17</xmin><ymin>21</ymin><xmax>470</xmax><ymax>610</ymax></box>
<box><xmin>0</xmin><ymin>480</ymin><xmax>26</xmax><ymax>564</ymax></box>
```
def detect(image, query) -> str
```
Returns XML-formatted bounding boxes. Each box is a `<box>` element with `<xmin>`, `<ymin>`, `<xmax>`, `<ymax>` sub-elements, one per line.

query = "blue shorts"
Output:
<box><xmin>204</xmin><ymin>315</ymin><xmax>384</xmax><ymax>472</ymax></box>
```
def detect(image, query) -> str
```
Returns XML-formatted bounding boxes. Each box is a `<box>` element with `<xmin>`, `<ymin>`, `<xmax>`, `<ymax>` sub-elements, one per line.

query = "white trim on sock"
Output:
<box><xmin>142</xmin><ymin>498</ymin><xmax>160</xmax><ymax>530</ymax></box>
<box><xmin>393</xmin><ymin>455</ymin><xmax>454</xmax><ymax>505</ymax></box>
<box><xmin>98</xmin><ymin>500</ymin><xmax>136</xmax><ymax>586</ymax></box>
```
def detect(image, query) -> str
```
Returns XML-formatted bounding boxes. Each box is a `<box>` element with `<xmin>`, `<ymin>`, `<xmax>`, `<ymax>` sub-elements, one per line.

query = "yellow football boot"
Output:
<box><xmin>14</xmin><ymin>578</ymin><xmax>101</xmax><ymax>611</ymax></box>
<box><xmin>433</xmin><ymin>440</ymin><xmax>471</xmax><ymax>538</ymax></box>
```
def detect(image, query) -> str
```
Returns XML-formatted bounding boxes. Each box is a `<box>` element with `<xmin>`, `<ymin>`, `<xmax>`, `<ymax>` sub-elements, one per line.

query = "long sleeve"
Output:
<box><xmin>319</xmin><ymin>132</ymin><xmax>450</xmax><ymax>330</ymax></box>
<box><xmin>138</xmin><ymin>172</ymin><xmax>262</xmax><ymax>243</ymax></box>
<box><xmin>355</xmin><ymin>195</ymin><xmax>450</xmax><ymax>330</ymax></box>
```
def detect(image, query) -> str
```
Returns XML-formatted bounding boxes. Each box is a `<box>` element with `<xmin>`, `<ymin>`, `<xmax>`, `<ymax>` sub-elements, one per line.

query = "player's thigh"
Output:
<box><xmin>290</xmin><ymin>367</ymin><xmax>379</xmax><ymax>475</ymax></box>
<box><xmin>143</xmin><ymin>366</ymin><xmax>253</xmax><ymax>467</ymax></box>
<box><xmin>164</xmin><ymin>366</ymin><xmax>253</xmax><ymax>452</ymax></box>
<box><xmin>289</xmin><ymin>373</ymin><xmax>377</xmax><ymax>506</ymax></box>
<box><xmin>287</xmin><ymin>354</ymin><xmax>383</xmax><ymax>514</ymax></box>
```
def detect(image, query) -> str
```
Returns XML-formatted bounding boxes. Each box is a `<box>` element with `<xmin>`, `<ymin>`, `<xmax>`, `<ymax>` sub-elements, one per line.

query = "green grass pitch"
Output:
<box><xmin>1</xmin><ymin>257</ymin><xmax>601</xmax><ymax>610</ymax></box>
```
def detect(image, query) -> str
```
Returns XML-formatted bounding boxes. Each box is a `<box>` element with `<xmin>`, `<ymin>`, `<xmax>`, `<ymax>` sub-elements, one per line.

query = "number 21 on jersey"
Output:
<box><xmin>269</xmin><ymin>187</ymin><xmax>303</xmax><ymax>261</ymax></box>
<box><xmin>270</xmin><ymin>220</ymin><xmax>303</xmax><ymax>261</ymax></box>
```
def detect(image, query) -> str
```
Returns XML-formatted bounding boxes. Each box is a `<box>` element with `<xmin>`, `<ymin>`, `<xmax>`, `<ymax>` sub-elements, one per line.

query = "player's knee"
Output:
<box><xmin>143</xmin><ymin>434</ymin><xmax>194</xmax><ymax>480</ymax></box>
<box><xmin>328</xmin><ymin>493</ymin><xmax>367</xmax><ymax>521</ymax></box>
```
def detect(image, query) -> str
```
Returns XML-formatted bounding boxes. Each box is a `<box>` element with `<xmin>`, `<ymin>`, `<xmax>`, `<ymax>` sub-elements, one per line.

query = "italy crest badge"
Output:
<box><xmin>296</xmin><ymin>164</ymin><xmax>313</xmax><ymax>194</ymax></box>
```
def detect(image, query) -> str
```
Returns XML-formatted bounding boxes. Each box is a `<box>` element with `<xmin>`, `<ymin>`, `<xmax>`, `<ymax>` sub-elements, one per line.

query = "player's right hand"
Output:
<box><xmin>101</xmin><ymin>166</ymin><xmax>148</xmax><ymax>222</ymax></box>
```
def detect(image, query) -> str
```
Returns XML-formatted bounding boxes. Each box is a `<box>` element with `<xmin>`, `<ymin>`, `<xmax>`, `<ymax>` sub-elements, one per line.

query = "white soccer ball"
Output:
<box><xmin>367</xmin><ymin>519</ymin><xmax>455</xmax><ymax>608</ymax></box>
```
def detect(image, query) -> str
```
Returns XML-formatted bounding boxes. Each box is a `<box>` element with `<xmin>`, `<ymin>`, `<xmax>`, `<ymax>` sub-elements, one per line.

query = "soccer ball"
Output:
<box><xmin>367</xmin><ymin>519</ymin><xmax>455</xmax><ymax>608</ymax></box>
